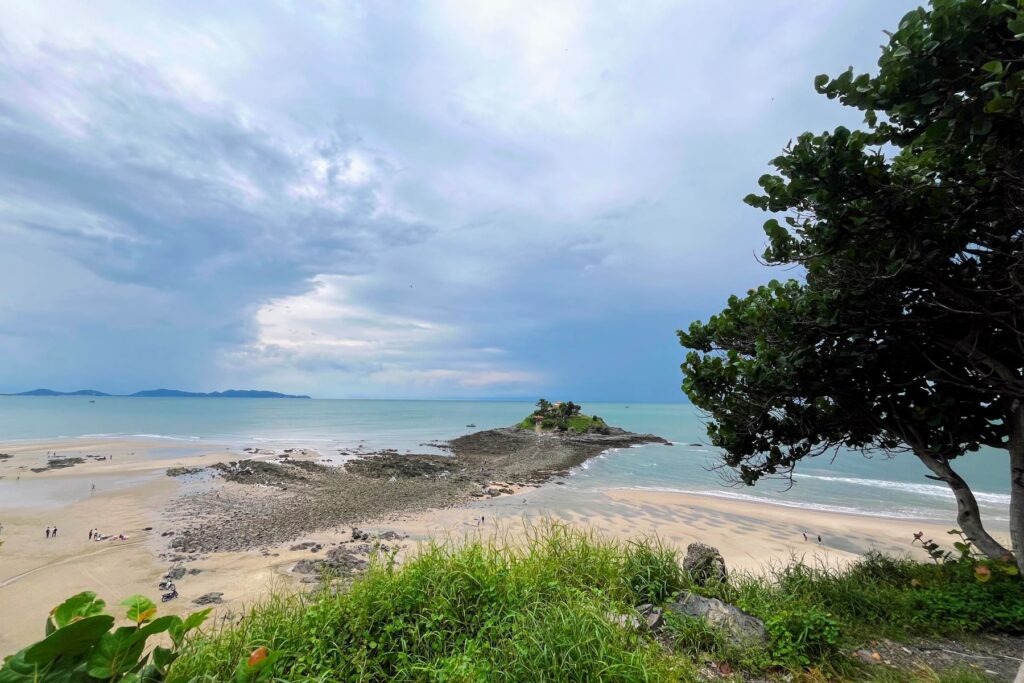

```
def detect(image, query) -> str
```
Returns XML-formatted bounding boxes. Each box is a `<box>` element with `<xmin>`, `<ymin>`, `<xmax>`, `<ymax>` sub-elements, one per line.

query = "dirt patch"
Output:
<box><xmin>854</xmin><ymin>634</ymin><xmax>1024</xmax><ymax>681</ymax></box>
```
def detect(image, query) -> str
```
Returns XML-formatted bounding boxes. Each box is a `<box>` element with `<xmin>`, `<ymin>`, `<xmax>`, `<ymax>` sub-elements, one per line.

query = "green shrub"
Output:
<box><xmin>620</xmin><ymin>539</ymin><xmax>685</xmax><ymax>605</ymax></box>
<box><xmin>169</xmin><ymin>523</ymin><xmax>696</xmax><ymax>682</ymax></box>
<box><xmin>764</xmin><ymin>606</ymin><xmax>842</xmax><ymax>667</ymax></box>
<box><xmin>0</xmin><ymin>592</ymin><xmax>212</xmax><ymax>682</ymax></box>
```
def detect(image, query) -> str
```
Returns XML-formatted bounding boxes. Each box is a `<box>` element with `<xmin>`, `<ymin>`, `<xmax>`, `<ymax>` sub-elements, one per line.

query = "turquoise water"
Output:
<box><xmin>0</xmin><ymin>397</ymin><xmax>1009</xmax><ymax>525</ymax></box>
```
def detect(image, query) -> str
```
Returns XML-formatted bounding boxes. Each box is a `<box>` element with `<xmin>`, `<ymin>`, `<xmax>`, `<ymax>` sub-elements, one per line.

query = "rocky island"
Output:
<box><xmin>165</xmin><ymin>401</ymin><xmax>668</xmax><ymax>554</ymax></box>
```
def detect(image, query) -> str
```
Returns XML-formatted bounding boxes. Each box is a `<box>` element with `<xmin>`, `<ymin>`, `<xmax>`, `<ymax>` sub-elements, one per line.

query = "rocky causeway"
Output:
<box><xmin>163</xmin><ymin>425</ymin><xmax>669</xmax><ymax>555</ymax></box>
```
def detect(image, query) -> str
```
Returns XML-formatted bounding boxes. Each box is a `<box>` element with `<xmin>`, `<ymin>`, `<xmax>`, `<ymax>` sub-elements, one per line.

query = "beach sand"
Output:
<box><xmin>0</xmin><ymin>437</ymin><xmax>983</xmax><ymax>658</ymax></box>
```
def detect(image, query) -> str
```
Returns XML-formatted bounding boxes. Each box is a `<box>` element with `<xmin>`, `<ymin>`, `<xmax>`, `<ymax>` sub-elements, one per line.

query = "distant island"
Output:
<box><xmin>7</xmin><ymin>388</ymin><xmax>311</xmax><ymax>399</ymax></box>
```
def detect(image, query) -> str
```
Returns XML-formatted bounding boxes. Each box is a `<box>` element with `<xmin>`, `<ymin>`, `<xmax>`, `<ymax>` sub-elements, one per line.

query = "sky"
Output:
<box><xmin>0</xmin><ymin>1</ymin><xmax>919</xmax><ymax>401</ymax></box>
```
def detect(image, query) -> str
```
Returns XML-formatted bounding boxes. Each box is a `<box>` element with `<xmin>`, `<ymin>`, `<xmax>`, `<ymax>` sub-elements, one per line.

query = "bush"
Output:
<box><xmin>0</xmin><ymin>592</ymin><xmax>212</xmax><ymax>682</ymax></box>
<box><xmin>764</xmin><ymin>606</ymin><xmax>842</xmax><ymax>667</ymax></box>
<box><xmin>168</xmin><ymin>523</ymin><xmax>696</xmax><ymax>682</ymax></box>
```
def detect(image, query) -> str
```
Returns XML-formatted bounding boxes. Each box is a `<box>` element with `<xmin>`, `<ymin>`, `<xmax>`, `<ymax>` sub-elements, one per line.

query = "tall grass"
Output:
<box><xmin>169</xmin><ymin>522</ymin><xmax>695</xmax><ymax>682</ymax></box>
<box><xmin>168</xmin><ymin>524</ymin><xmax>1024</xmax><ymax>681</ymax></box>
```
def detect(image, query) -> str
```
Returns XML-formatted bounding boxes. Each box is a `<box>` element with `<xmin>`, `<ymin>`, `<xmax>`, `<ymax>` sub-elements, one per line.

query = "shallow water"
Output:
<box><xmin>0</xmin><ymin>396</ymin><xmax>1009</xmax><ymax>526</ymax></box>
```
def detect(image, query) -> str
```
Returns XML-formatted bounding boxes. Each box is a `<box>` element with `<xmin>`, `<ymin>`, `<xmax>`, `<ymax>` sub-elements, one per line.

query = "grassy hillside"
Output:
<box><xmin>160</xmin><ymin>524</ymin><xmax>1024</xmax><ymax>682</ymax></box>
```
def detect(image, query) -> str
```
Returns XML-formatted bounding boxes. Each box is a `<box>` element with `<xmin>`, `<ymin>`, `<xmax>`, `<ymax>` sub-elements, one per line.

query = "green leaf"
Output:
<box><xmin>970</xmin><ymin>117</ymin><xmax>993</xmax><ymax>136</ymax></box>
<box><xmin>121</xmin><ymin>595</ymin><xmax>157</xmax><ymax>625</ymax></box>
<box><xmin>24</xmin><ymin>614</ymin><xmax>114</xmax><ymax>664</ymax></box>
<box><xmin>982</xmin><ymin>60</ymin><xmax>1004</xmax><ymax>74</ymax></box>
<box><xmin>170</xmin><ymin>608</ymin><xmax>211</xmax><ymax>646</ymax></box>
<box><xmin>985</xmin><ymin>95</ymin><xmax>1012</xmax><ymax>113</ymax></box>
<box><xmin>136</xmin><ymin>615</ymin><xmax>178</xmax><ymax>640</ymax></box>
<box><xmin>813</xmin><ymin>74</ymin><xmax>829</xmax><ymax>90</ymax></box>
<box><xmin>85</xmin><ymin>626</ymin><xmax>147</xmax><ymax>679</ymax></box>
<box><xmin>49</xmin><ymin>592</ymin><xmax>106</xmax><ymax>633</ymax></box>
<box><xmin>151</xmin><ymin>646</ymin><xmax>175</xmax><ymax>671</ymax></box>
<box><xmin>0</xmin><ymin>649</ymin><xmax>41</xmax><ymax>683</ymax></box>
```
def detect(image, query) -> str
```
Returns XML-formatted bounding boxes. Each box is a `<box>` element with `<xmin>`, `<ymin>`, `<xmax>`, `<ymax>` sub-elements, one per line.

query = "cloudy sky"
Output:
<box><xmin>0</xmin><ymin>1</ymin><xmax>916</xmax><ymax>401</ymax></box>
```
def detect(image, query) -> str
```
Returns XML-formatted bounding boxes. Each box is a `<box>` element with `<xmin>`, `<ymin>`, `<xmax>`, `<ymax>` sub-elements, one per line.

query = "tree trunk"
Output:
<box><xmin>914</xmin><ymin>449</ymin><xmax>1013</xmax><ymax>562</ymax></box>
<box><xmin>1009</xmin><ymin>400</ymin><xmax>1024</xmax><ymax>576</ymax></box>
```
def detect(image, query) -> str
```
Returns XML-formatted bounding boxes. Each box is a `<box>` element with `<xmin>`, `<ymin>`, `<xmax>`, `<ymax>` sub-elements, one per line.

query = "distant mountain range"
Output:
<box><xmin>7</xmin><ymin>388</ymin><xmax>311</xmax><ymax>399</ymax></box>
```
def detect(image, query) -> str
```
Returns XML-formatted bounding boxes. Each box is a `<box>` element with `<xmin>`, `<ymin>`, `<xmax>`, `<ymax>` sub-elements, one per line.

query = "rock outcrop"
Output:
<box><xmin>682</xmin><ymin>542</ymin><xmax>728</xmax><ymax>586</ymax></box>
<box><xmin>666</xmin><ymin>592</ymin><xmax>767</xmax><ymax>645</ymax></box>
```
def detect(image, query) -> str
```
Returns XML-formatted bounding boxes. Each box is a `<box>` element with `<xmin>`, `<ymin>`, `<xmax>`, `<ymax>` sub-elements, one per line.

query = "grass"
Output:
<box><xmin>166</xmin><ymin>523</ymin><xmax>1024</xmax><ymax>682</ymax></box>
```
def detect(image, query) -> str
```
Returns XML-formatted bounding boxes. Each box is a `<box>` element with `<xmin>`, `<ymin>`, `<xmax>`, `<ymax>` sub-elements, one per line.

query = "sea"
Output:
<box><xmin>0</xmin><ymin>396</ymin><xmax>1010</xmax><ymax>527</ymax></box>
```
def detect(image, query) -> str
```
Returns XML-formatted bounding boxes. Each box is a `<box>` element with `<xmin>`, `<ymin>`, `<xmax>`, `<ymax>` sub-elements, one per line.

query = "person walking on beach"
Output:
<box><xmin>88</xmin><ymin>529</ymin><xmax>93</xmax><ymax>540</ymax></box>
<box><xmin>802</xmin><ymin>532</ymin><xmax>807</xmax><ymax>542</ymax></box>
<box><xmin>817</xmin><ymin>535</ymin><xmax>822</xmax><ymax>544</ymax></box>
<box><xmin>52</xmin><ymin>526</ymin><xmax>58</xmax><ymax>538</ymax></box>
<box><xmin>45</xmin><ymin>526</ymin><xmax>51</xmax><ymax>539</ymax></box>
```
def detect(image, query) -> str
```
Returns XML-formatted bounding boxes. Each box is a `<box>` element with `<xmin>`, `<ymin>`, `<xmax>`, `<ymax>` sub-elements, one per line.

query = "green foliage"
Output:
<box><xmin>621</xmin><ymin>539</ymin><xmax>686</xmax><ymax>605</ymax></box>
<box><xmin>169</xmin><ymin>523</ymin><xmax>695</xmax><ymax>682</ymax></box>
<box><xmin>521</xmin><ymin>398</ymin><xmax>610</xmax><ymax>433</ymax></box>
<box><xmin>763</xmin><ymin>606</ymin><xmax>842</xmax><ymax>667</ymax></box>
<box><xmin>7</xmin><ymin>528</ymin><xmax>1022</xmax><ymax>681</ymax></box>
<box><xmin>165</xmin><ymin>524</ymin><xmax>1024</xmax><ymax>681</ymax></box>
<box><xmin>0</xmin><ymin>592</ymin><xmax>211</xmax><ymax>682</ymax></box>
<box><xmin>678</xmin><ymin>0</ymin><xmax>1024</xmax><ymax>565</ymax></box>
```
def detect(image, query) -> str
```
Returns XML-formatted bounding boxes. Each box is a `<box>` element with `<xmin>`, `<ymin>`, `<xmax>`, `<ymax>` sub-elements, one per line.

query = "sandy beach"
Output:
<box><xmin>0</xmin><ymin>435</ymin><xmax>989</xmax><ymax>659</ymax></box>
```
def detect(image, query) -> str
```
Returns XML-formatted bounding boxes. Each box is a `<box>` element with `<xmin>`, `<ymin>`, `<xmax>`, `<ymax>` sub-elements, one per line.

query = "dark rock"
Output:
<box><xmin>289</xmin><ymin>541</ymin><xmax>323</xmax><ymax>552</ymax></box>
<box><xmin>682</xmin><ymin>542</ymin><xmax>728</xmax><ymax>585</ymax></box>
<box><xmin>165</xmin><ymin>566</ymin><xmax>186</xmax><ymax>581</ymax></box>
<box><xmin>667</xmin><ymin>592</ymin><xmax>766</xmax><ymax>645</ymax></box>
<box><xmin>637</xmin><ymin>603</ymin><xmax>664</xmax><ymax>630</ymax></box>
<box><xmin>351</xmin><ymin>527</ymin><xmax>370</xmax><ymax>542</ymax></box>
<box><xmin>292</xmin><ymin>546</ymin><xmax>369</xmax><ymax>578</ymax></box>
<box><xmin>193</xmin><ymin>592</ymin><xmax>224</xmax><ymax>605</ymax></box>
<box><xmin>31</xmin><ymin>457</ymin><xmax>85</xmax><ymax>473</ymax></box>
<box><xmin>166</xmin><ymin>466</ymin><xmax>203</xmax><ymax>477</ymax></box>
<box><xmin>292</xmin><ymin>559</ymin><xmax>321</xmax><ymax>574</ymax></box>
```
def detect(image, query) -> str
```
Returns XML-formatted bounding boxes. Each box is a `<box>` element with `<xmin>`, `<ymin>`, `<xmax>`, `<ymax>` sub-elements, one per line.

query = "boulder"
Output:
<box><xmin>666</xmin><ymin>592</ymin><xmax>766</xmax><ymax>645</ymax></box>
<box><xmin>193</xmin><ymin>592</ymin><xmax>223</xmax><ymax>605</ymax></box>
<box><xmin>637</xmin><ymin>603</ymin><xmax>664</xmax><ymax>630</ymax></box>
<box><xmin>682</xmin><ymin>542</ymin><xmax>728</xmax><ymax>585</ymax></box>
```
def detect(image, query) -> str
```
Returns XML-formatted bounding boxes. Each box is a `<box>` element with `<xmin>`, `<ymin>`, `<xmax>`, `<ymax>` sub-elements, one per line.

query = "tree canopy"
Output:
<box><xmin>680</xmin><ymin>0</ymin><xmax>1024</xmax><ymax>569</ymax></box>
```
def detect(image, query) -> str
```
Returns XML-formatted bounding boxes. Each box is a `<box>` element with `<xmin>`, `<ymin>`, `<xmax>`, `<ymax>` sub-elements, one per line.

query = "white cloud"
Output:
<box><xmin>231</xmin><ymin>274</ymin><xmax>541</xmax><ymax>394</ymax></box>
<box><xmin>0</xmin><ymin>0</ymin><xmax>920</xmax><ymax>398</ymax></box>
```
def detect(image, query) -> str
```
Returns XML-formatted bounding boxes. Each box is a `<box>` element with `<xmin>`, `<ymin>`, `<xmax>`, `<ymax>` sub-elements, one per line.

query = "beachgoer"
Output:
<box><xmin>802</xmin><ymin>532</ymin><xmax>807</xmax><ymax>542</ymax></box>
<box><xmin>817</xmin><ymin>535</ymin><xmax>822</xmax><ymax>544</ymax></box>
<box><xmin>53</xmin><ymin>526</ymin><xmax>58</xmax><ymax>537</ymax></box>
<box><xmin>45</xmin><ymin>527</ymin><xmax>50</xmax><ymax>539</ymax></box>
<box><xmin>88</xmin><ymin>529</ymin><xmax>93</xmax><ymax>540</ymax></box>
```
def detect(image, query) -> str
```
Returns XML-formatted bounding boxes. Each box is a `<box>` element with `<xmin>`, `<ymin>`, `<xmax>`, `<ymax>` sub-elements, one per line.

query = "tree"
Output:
<box><xmin>680</xmin><ymin>0</ymin><xmax>1023</xmax><ymax>571</ymax></box>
